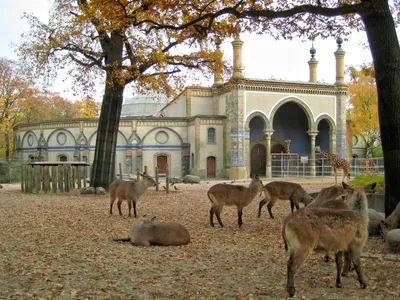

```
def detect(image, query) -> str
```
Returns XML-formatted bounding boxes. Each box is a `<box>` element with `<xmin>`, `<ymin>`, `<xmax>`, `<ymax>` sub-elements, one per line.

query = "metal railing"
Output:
<box><xmin>270</xmin><ymin>154</ymin><xmax>384</xmax><ymax>178</ymax></box>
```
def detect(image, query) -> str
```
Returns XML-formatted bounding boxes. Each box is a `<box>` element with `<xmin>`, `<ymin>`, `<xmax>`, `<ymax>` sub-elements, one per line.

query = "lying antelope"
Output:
<box><xmin>308</xmin><ymin>185</ymin><xmax>348</xmax><ymax>208</ymax></box>
<box><xmin>282</xmin><ymin>182</ymin><xmax>375</xmax><ymax>297</ymax></box>
<box><xmin>207</xmin><ymin>174</ymin><xmax>263</xmax><ymax>227</ymax></box>
<box><xmin>113</xmin><ymin>217</ymin><xmax>190</xmax><ymax>246</ymax></box>
<box><xmin>258</xmin><ymin>181</ymin><xmax>313</xmax><ymax>219</ymax></box>
<box><xmin>109</xmin><ymin>174</ymin><xmax>156</xmax><ymax>217</ymax></box>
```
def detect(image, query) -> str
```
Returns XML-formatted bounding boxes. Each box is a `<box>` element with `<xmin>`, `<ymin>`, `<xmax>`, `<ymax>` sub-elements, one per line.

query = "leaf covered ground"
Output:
<box><xmin>0</xmin><ymin>178</ymin><xmax>399</xmax><ymax>299</ymax></box>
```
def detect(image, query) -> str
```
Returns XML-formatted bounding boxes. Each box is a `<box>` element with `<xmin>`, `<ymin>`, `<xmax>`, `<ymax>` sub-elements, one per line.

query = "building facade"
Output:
<box><xmin>13</xmin><ymin>37</ymin><xmax>349</xmax><ymax>180</ymax></box>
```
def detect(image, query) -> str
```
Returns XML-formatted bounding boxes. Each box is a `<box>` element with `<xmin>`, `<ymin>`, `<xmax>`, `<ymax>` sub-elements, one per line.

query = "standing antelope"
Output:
<box><xmin>258</xmin><ymin>181</ymin><xmax>313</xmax><ymax>219</ymax></box>
<box><xmin>109</xmin><ymin>174</ymin><xmax>156</xmax><ymax>217</ymax></box>
<box><xmin>207</xmin><ymin>174</ymin><xmax>263</xmax><ymax>227</ymax></box>
<box><xmin>282</xmin><ymin>182</ymin><xmax>375</xmax><ymax>297</ymax></box>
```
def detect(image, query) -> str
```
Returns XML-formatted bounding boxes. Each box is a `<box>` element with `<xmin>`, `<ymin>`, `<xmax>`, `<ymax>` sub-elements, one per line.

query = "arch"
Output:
<box><xmin>271</xmin><ymin>101</ymin><xmax>311</xmax><ymax>154</ymax></box>
<box><xmin>47</xmin><ymin>128</ymin><xmax>77</xmax><ymax>147</ymax></box>
<box><xmin>271</xmin><ymin>143</ymin><xmax>286</xmax><ymax>153</ymax></box>
<box><xmin>128</xmin><ymin>132</ymin><xmax>142</xmax><ymax>144</ymax></box>
<box><xmin>142</xmin><ymin>127</ymin><xmax>184</xmax><ymax>145</ymax></box>
<box><xmin>245</xmin><ymin>110</ymin><xmax>269</xmax><ymax>130</ymax></box>
<box><xmin>269</xmin><ymin>96</ymin><xmax>314</xmax><ymax>131</ymax></box>
<box><xmin>88</xmin><ymin>130</ymin><xmax>129</xmax><ymax>146</ymax></box>
<box><xmin>57</xmin><ymin>154</ymin><xmax>68</xmax><ymax>161</ymax></box>
<box><xmin>249</xmin><ymin>116</ymin><xmax>266</xmax><ymax>143</ymax></box>
<box><xmin>314</xmin><ymin>113</ymin><xmax>336</xmax><ymax>132</ymax></box>
<box><xmin>21</xmin><ymin>131</ymin><xmax>39</xmax><ymax>148</ymax></box>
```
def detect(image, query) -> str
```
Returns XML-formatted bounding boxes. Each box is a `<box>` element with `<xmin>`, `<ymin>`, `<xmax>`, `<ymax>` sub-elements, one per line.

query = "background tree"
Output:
<box><xmin>0</xmin><ymin>58</ymin><xmax>32</xmax><ymax>161</ymax></box>
<box><xmin>19</xmin><ymin>0</ymin><xmax>229</xmax><ymax>189</ymax></box>
<box><xmin>347</xmin><ymin>64</ymin><xmax>380</xmax><ymax>158</ymax></box>
<box><xmin>73</xmin><ymin>98</ymin><xmax>101</xmax><ymax>118</ymax></box>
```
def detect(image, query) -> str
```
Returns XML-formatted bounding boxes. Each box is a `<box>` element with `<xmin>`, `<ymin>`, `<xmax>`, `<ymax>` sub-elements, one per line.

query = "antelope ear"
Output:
<box><xmin>342</xmin><ymin>181</ymin><xmax>354</xmax><ymax>193</ymax></box>
<box><xmin>364</xmin><ymin>182</ymin><xmax>377</xmax><ymax>192</ymax></box>
<box><xmin>151</xmin><ymin>216</ymin><xmax>157</xmax><ymax>222</ymax></box>
<box><xmin>250</xmin><ymin>174</ymin><xmax>254</xmax><ymax>179</ymax></box>
<box><xmin>255</xmin><ymin>175</ymin><xmax>259</xmax><ymax>179</ymax></box>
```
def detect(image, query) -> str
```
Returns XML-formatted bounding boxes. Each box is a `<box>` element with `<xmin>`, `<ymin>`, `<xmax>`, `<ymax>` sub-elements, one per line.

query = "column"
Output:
<box><xmin>308</xmin><ymin>131</ymin><xmax>318</xmax><ymax>177</ymax></box>
<box><xmin>264</xmin><ymin>130</ymin><xmax>274</xmax><ymax>178</ymax></box>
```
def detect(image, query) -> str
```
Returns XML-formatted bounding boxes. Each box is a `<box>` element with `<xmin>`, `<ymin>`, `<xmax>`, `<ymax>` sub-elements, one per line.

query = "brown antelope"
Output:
<box><xmin>207</xmin><ymin>174</ymin><xmax>263</xmax><ymax>227</ymax></box>
<box><xmin>308</xmin><ymin>185</ymin><xmax>348</xmax><ymax>208</ymax></box>
<box><xmin>113</xmin><ymin>217</ymin><xmax>190</xmax><ymax>246</ymax></box>
<box><xmin>282</xmin><ymin>182</ymin><xmax>375</xmax><ymax>297</ymax></box>
<box><xmin>109</xmin><ymin>174</ymin><xmax>156</xmax><ymax>217</ymax></box>
<box><xmin>258</xmin><ymin>181</ymin><xmax>313</xmax><ymax>219</ymax></box>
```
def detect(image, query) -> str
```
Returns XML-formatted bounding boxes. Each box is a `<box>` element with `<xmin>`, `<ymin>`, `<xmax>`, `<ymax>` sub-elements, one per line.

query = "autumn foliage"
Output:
<box><xmin>347</xmin><ymin>65</ymin><xmax>380</xmax><ymax>157</ymax></box>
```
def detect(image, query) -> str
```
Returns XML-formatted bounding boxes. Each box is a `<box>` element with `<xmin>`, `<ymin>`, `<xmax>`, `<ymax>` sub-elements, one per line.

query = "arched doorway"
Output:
<box><xmin>249</xmin><ymin>116</ymin><xmax>266</xmax><ymax>177</ymax></box>
<box><xmin>250</xmin><ymin>144</ymin><xmax>266</xmax><ymax>176</ymax></box>
<box><xmin>157</xmin><ymin>155</ymin><xmax>168</xmax><ymax>175</ymax></box>
<box><xmin>58</xmin><ymin>155</ymin><xmax>67</xmax><ymax>162</ymax></box>
<box><xmin>207</xmin><ymin>156</ymin><xmax>216</xmax><ymax>178</ymax></box>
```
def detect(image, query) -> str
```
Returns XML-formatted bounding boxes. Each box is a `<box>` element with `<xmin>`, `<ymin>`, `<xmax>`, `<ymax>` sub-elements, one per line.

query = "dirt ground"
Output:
<box><xmin>0</xmin><ymin>178</ymin><xmax>399</xmax><ymax>300</ymax></box>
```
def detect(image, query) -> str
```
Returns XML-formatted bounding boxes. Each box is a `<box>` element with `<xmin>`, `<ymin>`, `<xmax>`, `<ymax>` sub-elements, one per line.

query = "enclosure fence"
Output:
<box><xmin>0</xmin><ymin>156</ymin><xmax>385</xmax><ymax>187</ymax></box>
<box><xmin>270</xmin><ymin>154</ymin><xmax>384</xmax><ymax>178</ymax></box>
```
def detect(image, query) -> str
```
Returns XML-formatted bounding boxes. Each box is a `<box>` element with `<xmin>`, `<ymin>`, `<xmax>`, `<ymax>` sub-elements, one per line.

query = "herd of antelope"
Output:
<box><xmin>108</xmin><ymin>173</ymin><xmax>376</xmax><ymax>298</ymax></box>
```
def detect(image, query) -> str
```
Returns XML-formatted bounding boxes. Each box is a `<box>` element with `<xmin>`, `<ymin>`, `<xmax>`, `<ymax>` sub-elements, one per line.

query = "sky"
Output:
<box><xmin>0</xmin><ymin>0</ymin><xmax>376</xmax><ymax>102</ymax></box>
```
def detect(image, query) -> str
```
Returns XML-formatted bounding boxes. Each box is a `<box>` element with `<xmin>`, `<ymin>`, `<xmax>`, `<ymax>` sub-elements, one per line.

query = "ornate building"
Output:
<box><xmin>13</xmin><ymin>37</ymin><xmax>349</xmax><ymax>180</ymax></box>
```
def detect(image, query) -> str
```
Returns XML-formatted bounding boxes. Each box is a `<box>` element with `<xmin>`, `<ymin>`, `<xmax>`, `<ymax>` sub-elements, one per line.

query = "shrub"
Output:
<box><xmin>350</xmin><ymin>174</ymin><xmax>385</xmax><ymax>193</ymax></box>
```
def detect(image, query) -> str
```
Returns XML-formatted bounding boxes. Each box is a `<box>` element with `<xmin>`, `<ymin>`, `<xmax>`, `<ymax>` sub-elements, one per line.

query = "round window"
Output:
<box><xmin>57</xmin><ymin>132</ymin><xmax>67</xmax><ymax>145</ymax></box>
<box><xmin>155</xmin><ymin>131</ymin><xmax>168</xmax><ymax>144</ymax></box>
<box><xmin>27</xmin><ymin>134</ymin><xmax>33</xmax><ymax>146</ymax></box>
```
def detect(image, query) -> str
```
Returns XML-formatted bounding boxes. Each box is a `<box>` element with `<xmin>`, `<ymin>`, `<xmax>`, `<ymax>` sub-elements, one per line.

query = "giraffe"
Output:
<box><xmin>315</xmin><ymin>146</ymin><xmax>350</xmax><ymax>185</ymax></box>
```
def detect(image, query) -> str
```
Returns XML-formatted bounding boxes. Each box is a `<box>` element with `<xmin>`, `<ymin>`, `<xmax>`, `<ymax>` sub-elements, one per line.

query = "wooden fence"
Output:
<box><xmin>21</xmin><ymin>162</ymin><xmax>90</xmax><ymax>193</ymax></box>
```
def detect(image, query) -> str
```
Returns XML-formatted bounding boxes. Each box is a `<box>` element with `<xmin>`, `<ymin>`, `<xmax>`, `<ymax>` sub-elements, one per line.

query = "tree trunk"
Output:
<box><xmin>90</xmin><ymin>81</ymin><xmax>124</xmax><ymax>189</ymax></box>
<box><xmin>361</xmin><ymin>0</ymin><xmax>400</xmax><ymax>217</ymax></box>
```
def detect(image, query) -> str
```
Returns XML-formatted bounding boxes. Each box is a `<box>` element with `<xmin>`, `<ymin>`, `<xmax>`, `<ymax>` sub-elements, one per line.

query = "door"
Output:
<box><xmin>250</xmin><ymin>144</ymin><xmax>266</xmax><ymax>176</ymax></box>
<box><xmin>157</xmin><ymin>155</ymin><xmax>168</xmax><ymax>174</ymax></box>
<box><xmin>207</xmin><ymin>156</ymin><xmax>216</xmax><ymax>178</ymax></box>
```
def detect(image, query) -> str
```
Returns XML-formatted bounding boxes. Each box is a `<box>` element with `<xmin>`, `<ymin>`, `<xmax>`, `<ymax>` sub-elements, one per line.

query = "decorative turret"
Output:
<box><xmin>334</xmin><ymin>37</ymin><xmax>346</xmax><ymax>86</ymax></box>
<box><xmin>212</xmin><ymin>40</ymin><xmax>223</xmax><ymax>88</ymax></box>
<box><xmin>308</xmin><ymin>41</ymin><xmax>318</xmax><ymax>83</ymax></box>
<box><xmin>231</xmin><ymin>33</ymin><xmax>244</xmax><ymax>79</ymax></box>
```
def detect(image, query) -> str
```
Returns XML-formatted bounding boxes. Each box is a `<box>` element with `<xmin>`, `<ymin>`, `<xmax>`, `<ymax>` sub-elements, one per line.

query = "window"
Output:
<box><xmin>207</xmin><ymin>128</ymin><xmax>216</xmax><ymax>143</ymax></box>
<box><xmin>191</xmin><ymin>153</ymin><xmax>194</xmax><ymax>169</ymax></box>
<box><xmin>58</xmin><ymin>155</ymin><xmax>67</xmax><ymax>162</ymax></box>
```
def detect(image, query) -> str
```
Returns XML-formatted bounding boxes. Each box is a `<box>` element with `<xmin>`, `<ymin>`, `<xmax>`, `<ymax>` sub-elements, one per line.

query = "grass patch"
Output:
<box><xmin>350</xmin><ymin>174</ymin><xmax>385</xmax><ymax>193</ymax></box>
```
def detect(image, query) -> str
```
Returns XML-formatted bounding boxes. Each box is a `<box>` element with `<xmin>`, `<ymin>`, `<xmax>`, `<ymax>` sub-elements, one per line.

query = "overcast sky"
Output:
<box><xmin>0</xmin><ymin>1</ymin><xmax>377</xmax><ymax>102</ymax></box>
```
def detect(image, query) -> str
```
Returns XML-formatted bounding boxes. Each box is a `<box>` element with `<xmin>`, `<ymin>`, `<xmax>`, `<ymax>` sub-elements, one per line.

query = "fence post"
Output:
<box><xmin>119</xmin><ymin>163</ymin><xmax>123</xmax><ymax>179</ymax></box>
<box><xmin>155</xmin><ymin>167</ymin><xmax>159</xmax><ymax>191</ymax></box>
<box><xmin>35</xmin><ymin>166</ymin><xmax>41</xmax><ymax>193</ymax></box>
<box><xmin>21</xmin><ymin>164</ymin><xmax>25</xmax><ymax>193</ymax></box>
<box><xmin>165</xmin><ymin>163</ymin><xmax>169</xmax><ymax>194</ymax></box>
<box><xmin>51</xmin><ymin>166</ymin><xmax>57</xmax><ymax>193</ymax></box>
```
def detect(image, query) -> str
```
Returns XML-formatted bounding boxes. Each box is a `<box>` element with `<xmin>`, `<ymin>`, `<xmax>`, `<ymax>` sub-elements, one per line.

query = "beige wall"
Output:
<box><xmin>191</xmin><ymin>96</ymin><xmax>213</xmax><ymax>116</ymax></box>
<box><xmin>162</xmin><ymin>94</ymin><xmax>187</xmax><ymax>117</ymax></box>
